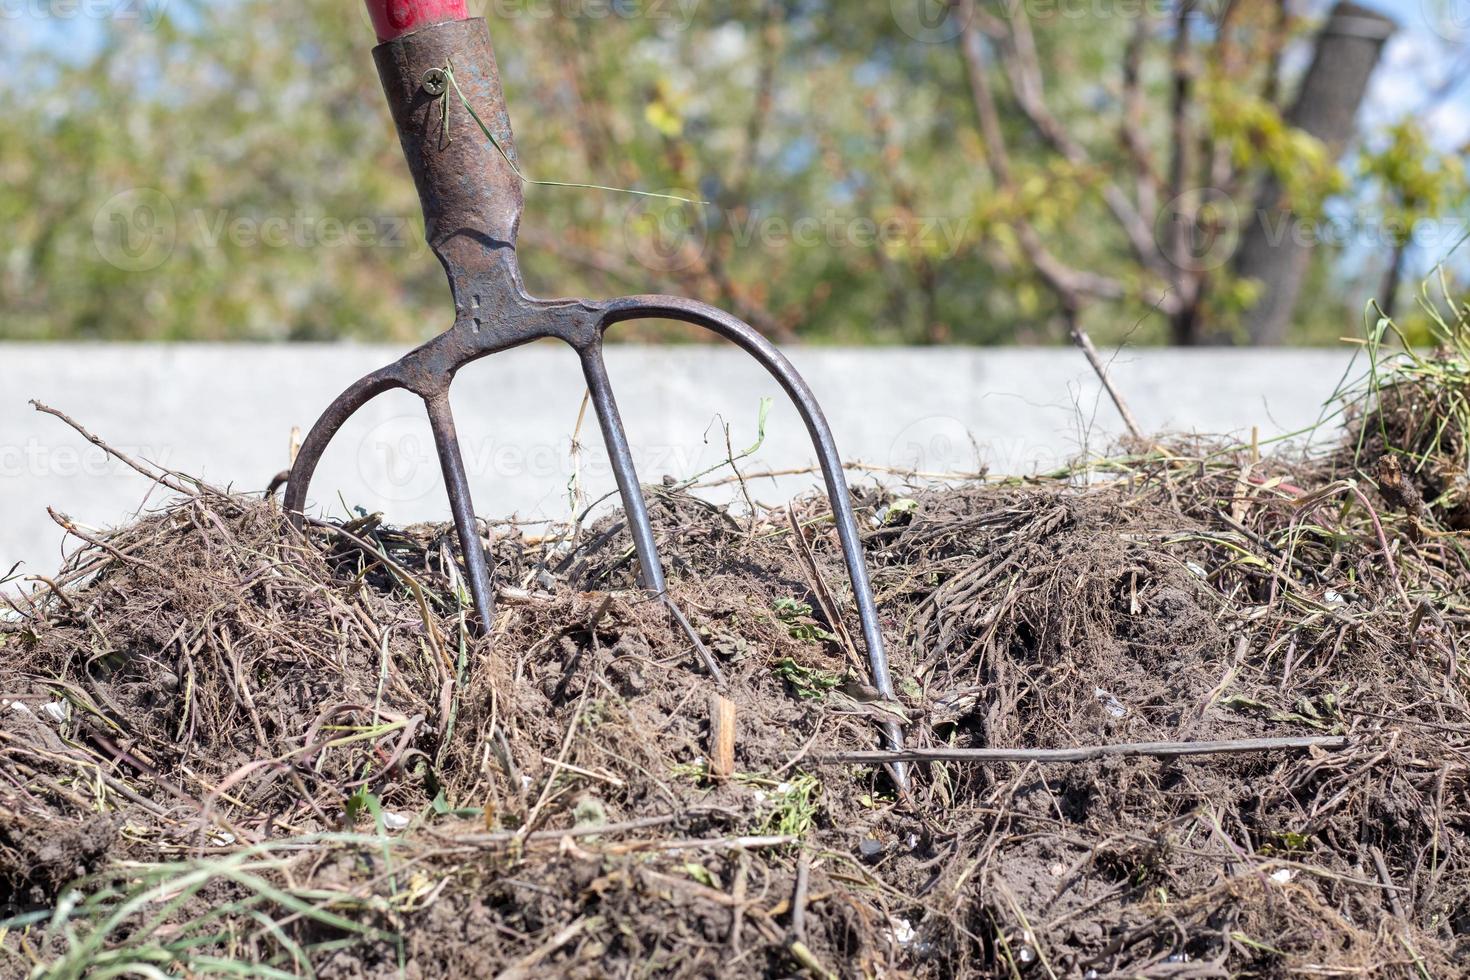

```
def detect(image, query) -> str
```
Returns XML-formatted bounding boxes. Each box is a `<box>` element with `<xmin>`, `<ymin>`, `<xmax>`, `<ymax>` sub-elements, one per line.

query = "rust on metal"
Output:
<box><xmin>283</xmin><ymin>16</ymin><xmax>907</xmax><ymax>779</ymax></box>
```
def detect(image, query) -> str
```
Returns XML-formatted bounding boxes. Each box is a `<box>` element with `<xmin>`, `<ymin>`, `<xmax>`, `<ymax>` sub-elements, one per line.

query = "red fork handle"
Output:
<box><xmin>364</xmin><ymin>0</ymin><xmax>469</xmax><ymax>42</ymax></box>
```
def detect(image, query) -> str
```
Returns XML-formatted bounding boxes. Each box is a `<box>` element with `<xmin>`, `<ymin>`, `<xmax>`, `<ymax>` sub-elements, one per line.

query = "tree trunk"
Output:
<box><xmin>1230</xmin><ymin>1</ymin><xmax>1395</xmax><ymax>345</ymax></box>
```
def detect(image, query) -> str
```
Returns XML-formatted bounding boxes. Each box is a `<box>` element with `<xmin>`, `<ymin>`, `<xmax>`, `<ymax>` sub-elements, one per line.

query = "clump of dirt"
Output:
<box><xmin>2</xmin><ymin>394</ymin><xmax>1468</xmax><ymax>977</ymax></box>
<box><xmin>0</xmin><ymin>811</ymin><xmax>114</xmax><ymax>906</ymax></box>
<box><xmin>1339</xmin><ymin>344</ymin><xmax>1470</xmax><ymax>529</ymax></box>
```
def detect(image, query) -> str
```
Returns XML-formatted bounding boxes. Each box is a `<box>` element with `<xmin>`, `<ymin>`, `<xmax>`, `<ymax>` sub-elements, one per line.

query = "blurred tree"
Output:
<box><xmin>0</xmin><ymin>0</ymin><xmax>1457</xmax><ymax>346</ymax></box>
<box><xmin>1228</xmin><ymin>1</ymin><xmax>1394</xmax><ymax>345</ymax></box>
<box><xmin>1361</xmin><ymin>123</ymin><xmax>1468</xmax><ymax>325</ymax></box>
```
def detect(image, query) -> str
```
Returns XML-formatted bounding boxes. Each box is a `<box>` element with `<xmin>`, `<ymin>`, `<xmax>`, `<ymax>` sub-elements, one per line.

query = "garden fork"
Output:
<box><xmin>283</xmin><ymin>0</ymin><xmax>906</xmax><ymax>774</ymax></box>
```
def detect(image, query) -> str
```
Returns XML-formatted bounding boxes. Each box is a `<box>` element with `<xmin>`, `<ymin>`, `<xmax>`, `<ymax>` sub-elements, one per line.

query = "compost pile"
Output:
<box><xmin>3</xmin><ymin>351</ymin><xmax>1470</xmax><ymax>979</ymax></box>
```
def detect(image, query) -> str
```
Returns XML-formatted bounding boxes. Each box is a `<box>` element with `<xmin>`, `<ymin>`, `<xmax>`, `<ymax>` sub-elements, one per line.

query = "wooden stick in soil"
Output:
<box><xmin>709</xmin><ymin>694</ymin><xmax>737</xmax><ymax>782</ymax></box>
<box><xmin>818</xmin><ymin>735</ymin><xmax>1348</xmax><ymax>766</ymax></box>
<box><xmin>1068</xmin><ymin>317</ymin><xmax>1144</xmax><ymax>442</ymax></box>
<box><xmin>790</xmin><ymin>851</ymin><xmax>812</xmax><ymax>945</ymax></box>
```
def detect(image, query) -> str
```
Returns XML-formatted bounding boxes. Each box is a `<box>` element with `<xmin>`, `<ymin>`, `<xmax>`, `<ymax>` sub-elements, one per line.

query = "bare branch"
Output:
<box><xmin>1165</xmin><ymin>0</ymin><xmax>1201</xmax><ymax>309</ymax></box>
<box><xmin>1066</xmin><ymin>316</ymin><xmax>1145</xmax><ymax>441</ymax></box>
<box><xmin>992</xmin><ymin>2</ymin><xmax>1172</xmax><ymax>281</ymax></box>
<box><xmin>955</xmin><ymin>2</ymin><xmax>1134</xmax><ymax>309</ymax></box>
<box><xmin>1121</xmin><ymin>18</ymin><xmax>1162</xmax><ymax>219</ymax></box>
<box><xmin>956</xmin><ymin>4</ymin><xmax>1150</xmax><ymax>431</ymax></box>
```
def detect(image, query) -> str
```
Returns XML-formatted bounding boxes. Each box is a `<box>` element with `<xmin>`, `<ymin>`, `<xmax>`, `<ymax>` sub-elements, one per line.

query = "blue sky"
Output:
<box><xmin>9</xmin><ymin>0</ymin><xmax>1464</xmax><ymax>150</ymax></box>
<box><xmin>1355</xmin><ymin>0</ymin><xmax>1469</xmax><ymax>153</ymax></box>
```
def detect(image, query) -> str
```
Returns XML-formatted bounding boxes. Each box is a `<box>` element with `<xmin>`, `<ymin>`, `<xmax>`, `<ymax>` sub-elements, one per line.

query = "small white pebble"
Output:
<box><xmin>1270</xmin><ymin>868</ymin><xmax>1294</xmax><ymax>884</ymax></box>
<box><xmin>1093</xmin><ymin>688</ymin><xmax>1127</xmax><ymax>719</ymax></box>
<box><xmin>382</xmin><ymin>812</ymin><xmax>411</xmax><ymax>831</ymax></box>
<box><xmin>40</xmin><ymin>701</ymin><xmax>70</xmax><ymax>724</ymax></box>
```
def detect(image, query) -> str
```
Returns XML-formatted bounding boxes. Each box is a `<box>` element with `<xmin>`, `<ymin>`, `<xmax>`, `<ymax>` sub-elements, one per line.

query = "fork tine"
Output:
<box><xmin>578</xmin><ymin>343</ymin><xmax>667</xmax><ymax>595</ymax></box>
<box><xmin>283</xmin><ymin>367</ymin><xmax>405</xmax><ymax>530</ymax></box>
<box><xmin>600</xmin><ymin>296</ymin><xmax>910</xmax><ymax>791</ymax></box>
<box><xmin>424</xmin><ymin>390</ymin><xmax>497</xmax><ymax>635</ymax></box>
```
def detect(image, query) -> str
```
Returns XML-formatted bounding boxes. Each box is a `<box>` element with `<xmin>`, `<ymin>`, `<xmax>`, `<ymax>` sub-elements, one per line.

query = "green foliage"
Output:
<box><xmin>1361</xmin><ymin>121</ymin><xmax>1469</xmax><ymax>250</ymax></box>
<box><xmin>1356</xmin><ymin>273</ymin><xmax>1470</xmax><ymax>473</ymax></box>
<box><xmin>0</xmin><ymin>0</ymin><xmax>1457</xmax><ymax>344</ymax></box>
<box><xmin>772</xmin><ymin>656</ymin><xmax>841</xmax><ymax>699</ymax></box>
<box><xmin>751</xmin><ymin>772</ymin><xmax>822</xmax><ymax>838</ymax></box>
<box><xmin>772</xmin><ymin>596</ymin><xmax>837</xmax><ymax>644</ymax></box>
<box><xmin>25</xmin><ymin>835</ymin><xmax>405</xmax><ymax>978</ymax></box>
<box><xmin>1204</xmin><ymin>79</ymin><xmax>1345</xmax><ymax>216</ymax></box>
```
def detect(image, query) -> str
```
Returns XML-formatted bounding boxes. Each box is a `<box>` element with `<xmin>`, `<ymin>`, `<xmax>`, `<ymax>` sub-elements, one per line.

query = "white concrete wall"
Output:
<box><xmin>0</xmin><ymin>344</ymin><xmax>1363</xmax><ymax>579</ymax></box>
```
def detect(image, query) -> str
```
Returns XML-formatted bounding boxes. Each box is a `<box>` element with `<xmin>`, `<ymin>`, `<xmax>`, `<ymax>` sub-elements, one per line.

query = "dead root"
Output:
<box><xmin>1</xmin><ymin>400</ymin><xmax>1468</xmax><ymax>978</ymax></box>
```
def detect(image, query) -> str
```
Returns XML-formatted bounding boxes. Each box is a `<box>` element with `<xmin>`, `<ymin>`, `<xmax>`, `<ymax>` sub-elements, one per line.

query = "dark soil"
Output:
<box><xmin>2</xmin><ymin>387</ymin><xmax>1469</xmax><ymax>978</ymax></box>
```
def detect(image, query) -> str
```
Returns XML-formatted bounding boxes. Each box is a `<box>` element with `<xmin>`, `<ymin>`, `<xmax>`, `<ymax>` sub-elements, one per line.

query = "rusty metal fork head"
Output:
<box><xmin>282</xmin><ymin>14</ymin><xmax>907</xmax><ymax>776</ymax></box>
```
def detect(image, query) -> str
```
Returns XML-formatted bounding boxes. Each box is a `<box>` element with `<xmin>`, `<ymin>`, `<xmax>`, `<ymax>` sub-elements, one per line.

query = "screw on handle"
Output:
<box><xmin>364</xmin><ymin>0</ymin><xmax>469</xmax><ymax>42</ymax></box>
